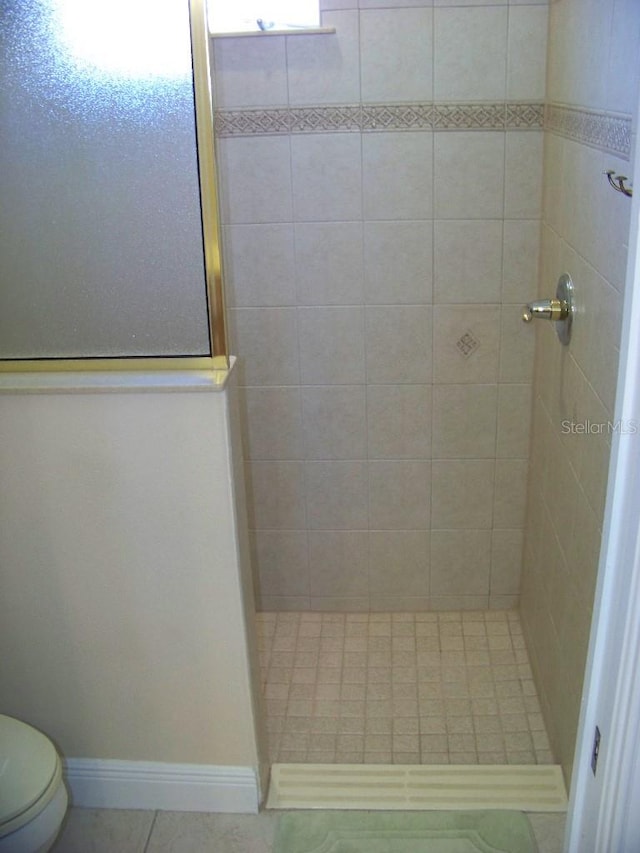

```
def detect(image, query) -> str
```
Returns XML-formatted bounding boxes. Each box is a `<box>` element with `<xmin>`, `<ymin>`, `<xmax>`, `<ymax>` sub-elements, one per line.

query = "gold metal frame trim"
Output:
<box><xmin>0</xmin><ymin>357</ymin><xmax>227</xmax><ymax>373</ymax></box>
<box><xmin>190</xmin><ymin>0</ymin><xmax>229</xmax><ymax>367</ymax></box>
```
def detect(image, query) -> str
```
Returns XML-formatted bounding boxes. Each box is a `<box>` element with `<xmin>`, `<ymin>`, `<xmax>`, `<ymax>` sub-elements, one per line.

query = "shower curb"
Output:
<box><xmin>266</xmin><ymin>763</ymin><xmax>567</xmax><ymax>812</ymax></box>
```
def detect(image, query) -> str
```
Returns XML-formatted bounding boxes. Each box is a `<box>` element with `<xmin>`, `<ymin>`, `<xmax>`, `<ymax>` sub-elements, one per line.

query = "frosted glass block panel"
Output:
<box><xmin>0</xmin><ymin>0</ymin><xmax>211</xmax><ymax>359</ymax></box>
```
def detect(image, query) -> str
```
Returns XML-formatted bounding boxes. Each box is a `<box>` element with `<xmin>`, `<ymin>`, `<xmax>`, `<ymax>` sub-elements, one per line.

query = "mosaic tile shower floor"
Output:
<box><xmin>256</xmin><ymin>610</ymin><xmax>554</xmax><ymax>766</ymax></box>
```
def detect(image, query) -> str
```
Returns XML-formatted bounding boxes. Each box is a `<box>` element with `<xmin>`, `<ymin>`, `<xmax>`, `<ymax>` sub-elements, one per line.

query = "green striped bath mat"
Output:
<box><xmin>273</xmin><ymin>810</ymin><xmax>538</xmax><ymax>853</ymax></box>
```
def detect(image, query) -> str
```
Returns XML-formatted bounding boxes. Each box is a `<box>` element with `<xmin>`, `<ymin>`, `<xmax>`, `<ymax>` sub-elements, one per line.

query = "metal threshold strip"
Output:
<box><xmin>266</xmin><ymin>764</ymin><xmax>567</xmax><ymax>812</ymax></box>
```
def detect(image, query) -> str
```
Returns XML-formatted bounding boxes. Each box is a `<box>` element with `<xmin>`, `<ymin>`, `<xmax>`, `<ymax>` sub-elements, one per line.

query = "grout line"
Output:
<box><xmin>142</xmin><ymin>811</ymin><xmax>159</xmax><ymax>853</ymax></box>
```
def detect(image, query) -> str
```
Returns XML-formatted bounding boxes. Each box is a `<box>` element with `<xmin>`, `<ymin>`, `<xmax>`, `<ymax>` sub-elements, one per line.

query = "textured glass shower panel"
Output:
<box><xmin>0</xmin><ymin>1</ymin><xmax>211</xmax><ymax>358</ymax></box>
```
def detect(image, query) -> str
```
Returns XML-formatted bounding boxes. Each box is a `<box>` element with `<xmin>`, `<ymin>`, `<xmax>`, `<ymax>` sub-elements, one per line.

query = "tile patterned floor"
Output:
<box><xmin>257</xmin><ymin>610</ymin><xmax>555</xmax><ymax>766</ymax></box>
<box><xmin>51</xmin><ymin>808</ymin><xmax>567</xmax><ymax>853</ymax></box>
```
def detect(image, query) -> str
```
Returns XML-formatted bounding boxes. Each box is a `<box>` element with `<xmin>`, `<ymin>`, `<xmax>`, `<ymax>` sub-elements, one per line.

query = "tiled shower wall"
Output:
<box><xmin>212</xmin><ymin>0</ymin><xmax>548</xmax><ymax>611</ymax></box>
<box><xmin>521</xmin><ymin>0</ymin><xmax>640</xmax><ymax>784</ymax></box>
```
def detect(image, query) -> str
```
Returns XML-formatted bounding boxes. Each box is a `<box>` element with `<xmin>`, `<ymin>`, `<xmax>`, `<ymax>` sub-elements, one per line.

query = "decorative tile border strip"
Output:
<box><xmin>214</xmin><ymin>102</ymin><xmax>544</xmax><ymax>137</ymax></box>
<box><xmin>545</xmin><ymin>103</ymin><xmax>632</xmax><ymax>159</ymax></box>
<box><xmin>215</xmin><ymin>108</ymin><xmax>290</xmax><ymax>136</ymax></box>
<box><xmin>362</xmin><ymin>103</ymin><xmax>433</xmax><ymax>131</ymax></box>
<box><xmin>290</xmin><ymin>105</ymin><xmax>362</xmax><ymax>133</ymax></box>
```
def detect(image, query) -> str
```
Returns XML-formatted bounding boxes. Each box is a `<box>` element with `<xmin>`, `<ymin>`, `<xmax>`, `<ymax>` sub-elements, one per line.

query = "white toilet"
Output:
<box><xmin>0</xmin><ymin>715</ymin><xmax>68</xmax><ymax>853</ymax></box>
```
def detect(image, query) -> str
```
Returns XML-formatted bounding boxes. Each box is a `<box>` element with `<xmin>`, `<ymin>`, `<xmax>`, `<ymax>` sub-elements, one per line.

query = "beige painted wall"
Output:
<box><xmin>521</xmin><ymin>0</ymin><xmax>640</xmax><ymax>785</ymax></box>
<box><xmin>0</xmin><ymin>372</ymin><xmax>264</xmax><ymax>771</ymax></box>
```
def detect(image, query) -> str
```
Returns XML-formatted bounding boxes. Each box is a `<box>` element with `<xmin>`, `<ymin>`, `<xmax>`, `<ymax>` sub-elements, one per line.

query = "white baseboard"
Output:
<box><xmin>63</xmin><ymin>759</ymin><xmax>260</xmax><ymax>813</ymax></box>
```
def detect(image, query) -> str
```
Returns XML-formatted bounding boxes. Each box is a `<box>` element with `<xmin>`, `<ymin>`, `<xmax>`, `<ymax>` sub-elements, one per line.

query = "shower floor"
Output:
<box><xmin>256</xmin><ymin>610</ymin><xmax>554</xmax><ymax>766</ymax></box>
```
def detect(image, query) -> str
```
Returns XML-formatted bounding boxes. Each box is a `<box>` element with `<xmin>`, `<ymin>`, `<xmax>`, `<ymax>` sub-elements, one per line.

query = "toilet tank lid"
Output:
<box><xmin>0</xmin><ymin>715</ymin><xmax>58</xmax><ymax>825</ymax></box>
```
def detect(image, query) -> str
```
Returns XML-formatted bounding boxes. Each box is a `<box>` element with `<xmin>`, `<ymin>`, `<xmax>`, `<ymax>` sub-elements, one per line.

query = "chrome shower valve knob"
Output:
<box><xmin>522</xmin><ymin>273</ymin><xmax>574</xmax><ymax>345</ymax></box>
<box><xmin>522</xmin><ymin>298</ymin><xmax>568</xmax><ymax>323</ymax></box>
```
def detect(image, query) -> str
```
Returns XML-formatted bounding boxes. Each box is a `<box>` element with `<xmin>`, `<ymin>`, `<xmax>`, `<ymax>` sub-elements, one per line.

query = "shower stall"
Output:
<box><xmin>1</xmin><ymin>0</ymin><xmax>638</xmax><ymax>838</ymax></box>
<box><xmin>209</xmin><ymin>0</ymin><xmax>639</xmax><ymax>793</ymax></box>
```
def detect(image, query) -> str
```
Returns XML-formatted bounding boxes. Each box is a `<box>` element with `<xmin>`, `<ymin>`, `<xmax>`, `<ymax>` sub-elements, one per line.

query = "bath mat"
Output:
<box><xmin>273</xmin><ymin>810</ymin><xmax>538</xmax><ymax>853</ymax></box>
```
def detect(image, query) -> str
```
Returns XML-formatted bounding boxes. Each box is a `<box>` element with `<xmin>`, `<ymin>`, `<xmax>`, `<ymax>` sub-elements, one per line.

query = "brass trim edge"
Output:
<box><xmin>190</xmin><ymin>0</ymin><xmax>229</xmax><ymax>366</ymax></box>
<box><xmin>0</xmin><ymin>356</ymin><xmax>227</xmax><ymax>373</ymax></box>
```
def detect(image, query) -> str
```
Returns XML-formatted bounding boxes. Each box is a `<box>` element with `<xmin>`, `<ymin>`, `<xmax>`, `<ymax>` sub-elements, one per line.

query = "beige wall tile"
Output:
<box><xmin>565</xmin><ymin>488</ymin><xmax>601</xmax><ymax>614</ymax></box>
<box><xmin>496</xmin><ymin>384</ymin><xmax>532</xmax><ymax>459</ymax></box>
<box><xmin>504</xmin><ymin>132</ymin><xmax>543</xmax><ymax>220</ymax></box>
<box><xmin>541</xmin><ymin>134</ymin><xmax>566</xmax><ymax>238</ymax></box>
<box><xmin>294</xmin><ymin>222</ymin><xmax>364</xmax><ymax>306</ymax></box>
<box><xmin>363</xmin><ymin>132</ymin><xmax>434</xmax><ymax>221</ymax></box>
<box><xmin>311</xmin><ymin>597</ymin><xmax>370</xmax><ymax>611</ymax></box>
<box><xmin>521</xmin><ymin>0</ymin><xmax>635</xmax><ymax>782</ymax></box>
<box><xmin>499</xmin><ymin>304</ymin><xmax>535</xmax><ymax>383</ymax></box>
<box><xmin>305</xmin><ymin>461</ymin><xmax>369</xmax><ymax>529</ymax></box>
<box><xmin>431</xmin><ymin>460</ymin><xmax>495</xmax><ymax>529</ymax></box>
<box><xmin>491</xmin><ymin>529</ymin><xmax>524</xmax><ymax>595</ymax></box>
<box><xmin>223</xmin><ymin>224</ymin><xmax>296</xmax><ymax>308</ymax></box>
<box><xmin>546</xmin><ymin>0</ymin><xmax>611</xmax><ymax>110</ymax></box>
<box><xmin>431</xmin><ymin>530</ymin><xmax>491</xmax><ymax>595</ymax></box>
<box><xmin>367</xmin><ymin>385</ymin><xmax>432</xmax><ymax>459</ymax></box>
<box><xmin>435</xmin><ymin>0</ymin><xmax>506</xmax><ymax>5</ymax></box>
<box><xmin>606</xmin><ymin>0</ymin><xmax>640</xmax><ymax>114</ymax></box>
<box><xmin>434</xmin><ymin>7</ymin><xmax>507</xmax><ymax>101</ymax></box>
<box><xmin>570</xmin><ymin>256</ymin><xmax>624</xmax><ymax>414</ymax></box>
<box><xmin>298</xmin><ymin>306</ymin><xmax>366</xmax><ymax>384</ymax></box>
<box><xmin>489</xmin><ymin>595</ymin><xmax>519</xmax><ymax>610</ymax></box>
<box><xmin>431</xmin><ymin>596</ymin><xmax>490</xmax><ymax>611</ymax></box>
<box><xmin>213</xmin><ymin>35</ymin><xmax>288</xmax><ymax>108</ymax></box>
<box><xmin>369</xmin><ymin>531</ymin><xmax>430</xmax><ymax>596</ymax></box>
<box><xmin>494</xmin><ymin>459</ymin><xmax>528</xmax><ymax>528</ymax></box>
<box><xmin>368</xmin><ymin>460</ymin><xmax>431</xmax><ymax>530</ymax></box>
<box><xmin>370</xmin><ymin>596</ymin><xmax>431</xmax><ymax>612</ymax></box>
<box><xmin>287</xmin><ymin>11</ymin><xmax>360</xmax><ymax>105</ymax></box>
<box><xmin>364</xmin><ymin>221</ymin><xmax>433</xmax><ymax>305</ymax></box>
<box><xmin>252</xmin><ymin>531</ymin><xmax>310</xmax><ymax>597</ymax></box>
<box><xmin>433</xmin><ymin>305</ymin><xmax>500</xmax><ymax>384</ymax></box>
<box><xmin>259</xmin><ymin>596</ymin><xmax>311</xmax><ymax>611</ymax></box>
<box><xmin>309</xmin><ymin>532</ymin><xmax>370</xmax><ymax>596</ymax></box>
<box><xmin>502</xmin><ymin>220</ymin><xmax>540</xmax><ymax>305</ymax></box>
<box><xmin>365</xmin><ymin>306</ymin><xmax>433</xmax><ymax>384</ymax></box>
<box><xmin>434</xmin><ymin>133</ymin><xmax>505</xmax><ymax>219</ymax></box>
<box><xmin>301</xmin><ymin>385</ymin><xmax>367</xmax><ymax>459</ymax></box>
<box><xmin>241</xmin><ymin>386</ymin><xmax>304</xmax><ymax>460</ymax></box>
<box><xmin>246</xmin><ymin>461</ymin><xmax>307</xmax><ymax>529</ymax></box>
<box><xmin>361</xmin><ymin>8</ymin><xmax>434</xmax><ymax>102</ymax></box>
<box><xmin>217</xmin><ymin>136</ymin><xmax>293</xmax><ymax>224</ymax></box>
<box><xmin>434</xmin><ymin>220</ymin><xmax>502</xmax><ymax>304</ymax></box>
<box><xmin>506</xmin><ymin>5</ymin><xmax>548</xmax><ymax>100</ymax></box>
<box><xmin>230</xmin><ymin>308</ymin><xmax>300</xmax><ymax>386</ymax></box>
<box><xmin>291</xmin><ymin>134</ymin><xmax>362</xmax><ymax>222</ymax></box>
<box><xmin>432</xmin><ymin>384</ymin><xmax>498</xmax><ymax>459</ymax></box>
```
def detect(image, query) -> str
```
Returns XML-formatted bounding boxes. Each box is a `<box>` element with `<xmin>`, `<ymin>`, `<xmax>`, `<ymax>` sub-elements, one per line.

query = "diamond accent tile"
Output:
<box><xmin>456</xmin><ymin>330</ymin><xmax>480</xmax><ymax>359</ymax></box>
